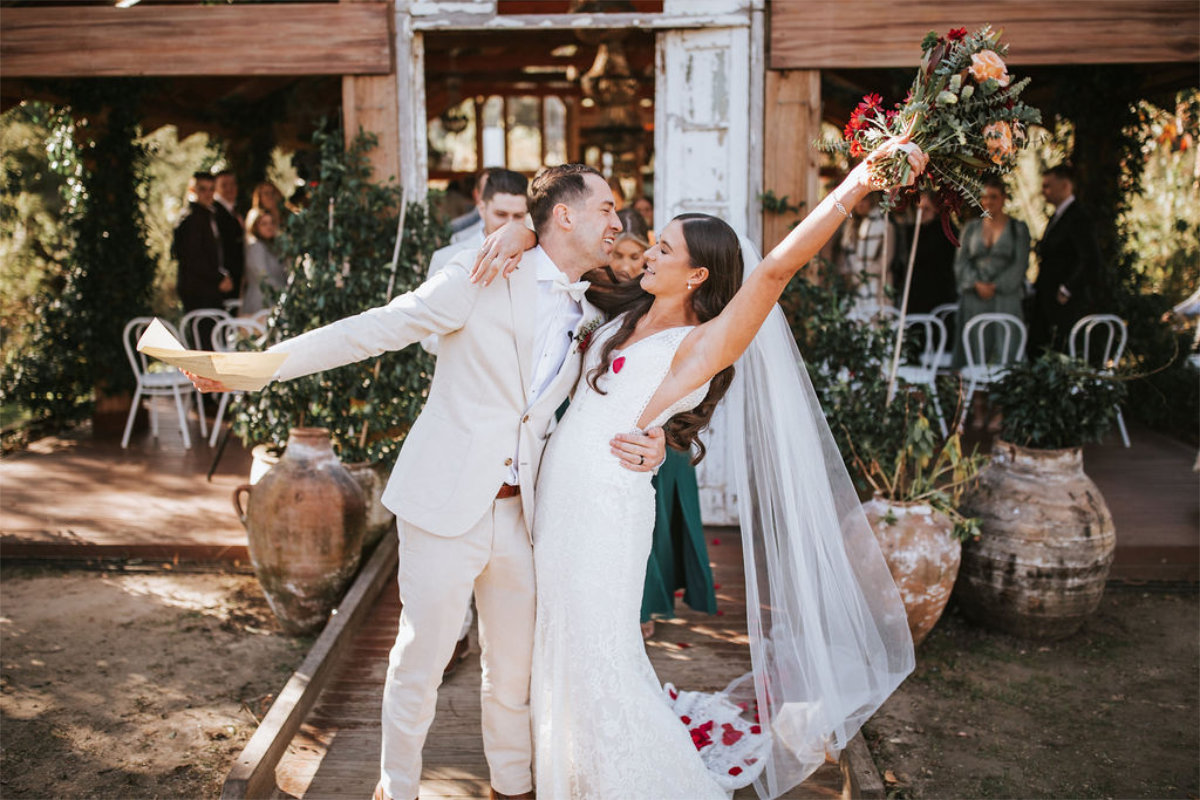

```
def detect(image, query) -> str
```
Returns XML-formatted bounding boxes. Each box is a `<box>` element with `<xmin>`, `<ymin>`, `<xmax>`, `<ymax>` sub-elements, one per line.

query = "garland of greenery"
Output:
<box><xmin>232</xmin><ymin>125</ymin><xmax>447</xmax><ymax>467</ymax></box>
<box><xmin>3</xmin><ymin>79</ymin><xmax>157</xmax><ymax>423</ymax></box>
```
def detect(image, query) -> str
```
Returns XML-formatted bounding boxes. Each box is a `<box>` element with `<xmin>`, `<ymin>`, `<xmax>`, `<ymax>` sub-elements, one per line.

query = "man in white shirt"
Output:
<box><xmin>428</xmin><ymin>169</ymin><xmax>529</xmax><ymax>280</ymax></box>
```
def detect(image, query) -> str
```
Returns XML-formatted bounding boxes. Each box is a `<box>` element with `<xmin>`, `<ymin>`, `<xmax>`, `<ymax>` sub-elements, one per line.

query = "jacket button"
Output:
<box><xmin>522</xmin><ymin>415</ymin><xmax>530</xmax><ymax>423</ymax></box>
<box><xmin>504</xmin><ymin>458</ymin><xmax>513</xmax><ymax>466</ymax></box>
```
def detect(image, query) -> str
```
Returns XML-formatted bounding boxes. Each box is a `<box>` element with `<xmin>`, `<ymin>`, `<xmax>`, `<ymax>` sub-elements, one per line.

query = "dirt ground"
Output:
<box><xmin>0</xmin><ymin>565</ymin><xmax>309</xmax><ymax>799</ymax></box>
<box><xmin>865</xmin><ymin>589</ymin><xmax>1200</xmax><ymax>800</ymax></box>
<box><xmin>1</xmin><ymin>566</ymin><xmax>1196</xmax><ymax>800</ymax></box>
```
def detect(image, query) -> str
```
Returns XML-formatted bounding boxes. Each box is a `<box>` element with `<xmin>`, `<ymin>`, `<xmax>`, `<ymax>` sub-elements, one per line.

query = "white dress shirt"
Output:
<box><xmin>506</xmin><ymin>246</ymin><xmax>585</xmax><ymax>484</ymax></box>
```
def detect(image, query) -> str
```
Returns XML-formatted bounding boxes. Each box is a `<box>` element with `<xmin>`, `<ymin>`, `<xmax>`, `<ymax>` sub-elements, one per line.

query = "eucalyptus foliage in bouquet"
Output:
<box><xmin>826</xmin><ymin>25</ymin><xmax>1042</xmax><ymax>216</ymax></box>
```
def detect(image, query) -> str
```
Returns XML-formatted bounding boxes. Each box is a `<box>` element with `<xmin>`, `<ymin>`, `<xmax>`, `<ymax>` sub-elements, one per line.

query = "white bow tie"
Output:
<box><xmin>551</xmin><ymin>273</ymin><xmax>590</xmax><ymax>303</ymax></box>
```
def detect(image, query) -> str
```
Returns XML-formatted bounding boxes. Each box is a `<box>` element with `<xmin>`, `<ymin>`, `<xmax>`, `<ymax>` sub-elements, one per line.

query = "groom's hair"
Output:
<box><xmin>528</xmin><ymin>164</ymin><xmax>602</xmax><ymax>235</ymax></box>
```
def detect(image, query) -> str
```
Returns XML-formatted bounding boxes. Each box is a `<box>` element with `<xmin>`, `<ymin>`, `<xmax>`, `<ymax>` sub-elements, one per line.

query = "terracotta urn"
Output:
<box><xmin>956</xmin><ymin>439</ymin><xmax>1115</xmax><ymax>640</ymax></box>
<box><xmin>864</xmin><ymin>497</ymin><xmax>961</xmax><ymax>646</ymax></box>
<box><xmin>252</xmin><ymin>446</ymin><xmax>393</xmax><ymax>553</ymax></box>
<box><xmin>234</xmin><ymin>428</ymin><xmax>366</xmax><ymax>635</ymax></box>
<box><xmin>342</xmin><ymin>461</ymin><xmax>396</xmax><ymax>550</ymax></box>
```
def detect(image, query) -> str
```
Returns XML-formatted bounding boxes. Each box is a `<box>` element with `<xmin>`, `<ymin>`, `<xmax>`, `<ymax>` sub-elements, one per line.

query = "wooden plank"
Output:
<box><xmin>762</xmin><ymin>69</ymin><xmax>821</xmax><ymax>256</ymax></box>
<box><xmin>221</xmin><ymin>533</ymin><xmax>399</xmax><ymax>800</ymax></box>
<box><xmin>0</xmin><ymin>5</ymin><xmax>393</xmax><ymax>77</ymax></box>
<box><xmin>769</xmin><ymin>0</ymin><xmax>1200</xmax><ymax>68</ymax></box>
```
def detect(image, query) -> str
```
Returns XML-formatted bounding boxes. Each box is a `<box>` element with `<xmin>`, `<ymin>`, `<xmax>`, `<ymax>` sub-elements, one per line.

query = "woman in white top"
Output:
<box><xmin>240</xmin><ymin>208</ymin><xmax>287</xmax><ymax>315</ymax></box>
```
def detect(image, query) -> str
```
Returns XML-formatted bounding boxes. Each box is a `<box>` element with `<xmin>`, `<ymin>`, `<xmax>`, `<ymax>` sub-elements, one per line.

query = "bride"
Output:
<box><xmin>476</xmin><ymin>139</ymin><xmax>928</xmax><ymax>798</ymax></box>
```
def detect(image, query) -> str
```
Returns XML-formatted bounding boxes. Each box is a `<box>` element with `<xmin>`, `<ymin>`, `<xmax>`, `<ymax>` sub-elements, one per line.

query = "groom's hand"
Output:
<box><xmin>611</xmin><ymin>426</ymin><xmax>667</xmax><ymax>472</ymax></box>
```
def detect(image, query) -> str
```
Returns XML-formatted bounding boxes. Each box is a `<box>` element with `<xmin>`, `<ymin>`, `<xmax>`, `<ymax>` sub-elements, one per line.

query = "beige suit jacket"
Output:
<box><xmin>269</xmin><ymin>247</ymin><xmax>602</xmax><ymax>539</ymax></box>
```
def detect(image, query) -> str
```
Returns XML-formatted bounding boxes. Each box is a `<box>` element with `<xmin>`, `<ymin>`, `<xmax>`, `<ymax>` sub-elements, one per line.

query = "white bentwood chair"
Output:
<box><xmin>929</xmin><ymin>303</ymin><xmax>958</xmax><ymax>373</ymax></box>
<box><xmin>207</xmin><ymin>317</ymin><xmax>268</xmax><ymax>446</ymax></box>
<box><xmin>894</xmin><ymin>313</ymin><xmax>950</xmax><ymax>436</ymax></box>
<box><xmin>1069</xmin><ymin>314</ymin><xmax>1130</xmax><ymax>448</ymax></box>
<box><xmin>958</xmin><ymin>313</ymin><xmax>1027</xmax><ymax>429</ymax></box>
<box><xmin>121</xmin><ymin>317</ymin><xmax>200</xmax><ymax>449</ymax></box>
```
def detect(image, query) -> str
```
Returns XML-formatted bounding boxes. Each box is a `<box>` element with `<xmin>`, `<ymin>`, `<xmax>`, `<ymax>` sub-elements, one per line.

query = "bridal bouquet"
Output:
<box><xmin>827</xmin><ymin>25</ymin><xmax>1042</xmax><ymax>214</ymax></box>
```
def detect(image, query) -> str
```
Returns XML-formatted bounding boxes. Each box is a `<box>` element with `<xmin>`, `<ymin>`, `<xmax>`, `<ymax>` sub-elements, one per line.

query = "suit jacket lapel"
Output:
<box><xmin>507</xmin><ymin>257</ymin><xmax>537</xmax><ymax>405</ymax></box>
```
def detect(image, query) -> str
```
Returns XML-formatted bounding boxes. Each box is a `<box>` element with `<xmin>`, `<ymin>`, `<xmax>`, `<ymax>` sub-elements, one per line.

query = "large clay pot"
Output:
<box><xmin>251</xmin><ymin>446</ymin><xmax>393</xmax><ymax>553</ymax></box>
<box><xmin>342</xmin><ymin>461</ymin><xmax>395</xmax><ymax>550</ymax></box>
<box><xmin>233</xmin><ymin>428</ymin><xmax>366</xmax><ymax>635</ymax></box>
<box><xmin>956</xmin><ymin>439</ymin><xmax>1115</xmax><ymax>640</ymax></box>
<box><xmin>864</xmin><ymin>497</ymin><xmax>961</xmax><ymax>646</ymax></box>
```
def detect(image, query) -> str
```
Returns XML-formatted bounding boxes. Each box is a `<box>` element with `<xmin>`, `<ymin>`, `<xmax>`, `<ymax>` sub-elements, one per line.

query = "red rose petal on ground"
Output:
<box><xmin>675</xmin><ymin>589</ymin><xmax>685</xmax><ymax>597</ymax></box>
<box><xmin>728</xmin><ymin>767</ymin><xmax>743</xmax><ymax>776</ymax></box>
<box><xmin>669</xmin><ymin>688</ymin><xmax>678</xmax><ymax>700</ymax></box>
<box><xmin>680</xmin><ymin>715</ymin><xmax>691</xmax><ymax>724</ymax></box>
<box><xmin>711</xmin><ymin>538</ymin><xmax>721</xmax><ymax>545</ymax></box>
<box><xmin>721</xmin><ymin>724</ymin><xmax>743</xmax><ymax>746</ymax></box>
<box><xmin>676</xmin><ymin>642</ymin><xmax>692</xmax><ymax>649</ymax></box>
<box><xmin>750</xmin><ymin>725</ymin><xmax>762</xmax><ymax>735</ymax></box>
<box><xmin>612</xmin><ymin>356</ymin><xmax>626</xmax><ymax>373</ymax></box>
<box><xmin>712</xmin><ymin>584</ymin><xmax>721</xmax><ymax>590</ymax></box>
<box><xmin>716</xmin><ymin>610</ymin><xmax>725</xmax><ymax>616</ymax></box>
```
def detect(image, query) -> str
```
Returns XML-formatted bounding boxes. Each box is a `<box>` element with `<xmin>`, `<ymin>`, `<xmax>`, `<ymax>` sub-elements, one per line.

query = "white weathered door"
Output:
<box><xmin>655</xmin><ymin>22</ymin><xmax>756</xmax><ymax>525</ymax></box>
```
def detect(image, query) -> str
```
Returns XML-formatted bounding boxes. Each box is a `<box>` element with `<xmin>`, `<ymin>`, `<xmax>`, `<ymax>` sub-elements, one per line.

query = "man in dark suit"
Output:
<box><xmin>1031</xmin><ymin>164</ymin><xmax>1102</xmax><ymax>353</ymax></box>
<box><xmin>212</xmin><ymin>169</ymin><xmax>245</xmax><ymax>306</ymax></box>
<box><xmin>172</xmin><ymin>172</ymin><xmax>230</xmax><ymax>350</ymax></box>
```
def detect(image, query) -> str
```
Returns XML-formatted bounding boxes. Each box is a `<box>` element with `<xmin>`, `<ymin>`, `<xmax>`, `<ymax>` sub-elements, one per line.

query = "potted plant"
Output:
<box><xmin>846</xmin><ymin>405</ymin><xmax>985</xmax><ymax>646</ymax></box>
<box><xmin>233</xmin><ymin>126</ymin><xmax>446</xmax><ymax>551</ymax></box>
<box><xmin>955</xmin><ymin>351</ymin><xmax>1128</xmax><ymax>640</ymax></box>
<box><xmin>782</xmin><ymin>268</ymin><xmax>984</xmax><ymax>645</ymax></box>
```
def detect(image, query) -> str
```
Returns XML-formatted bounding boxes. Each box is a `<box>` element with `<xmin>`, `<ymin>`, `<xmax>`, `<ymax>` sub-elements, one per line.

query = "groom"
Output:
<box><xmin>206</xmin><ymin>164</ymin><xmax>664</xmax><ymax>800</ymax></box>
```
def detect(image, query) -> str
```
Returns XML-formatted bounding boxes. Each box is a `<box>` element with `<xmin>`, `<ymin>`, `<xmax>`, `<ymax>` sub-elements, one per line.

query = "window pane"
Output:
<box><xmin>481</xmin><ymin>95</ymin><xmax>505</xmax><ymax>168</ymax></box>
<box><xmin>506</xmin><ymin>96</ymin><xmax>542</xmax><ymax>172</ymax></box>
<box><xmin>543</xmin><ymin>96</ymin><xmax>567</xmax><ymax>167</ymax></box>
<box><xmin>427</xmin><ymin>98</ymin><xmax>477</xmax><ymax>173</ymax></box>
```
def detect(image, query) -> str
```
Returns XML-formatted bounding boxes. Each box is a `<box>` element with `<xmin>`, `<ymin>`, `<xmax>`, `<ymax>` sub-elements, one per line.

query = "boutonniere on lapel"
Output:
<box><xmin>573</xmin><ymin>317</ymin><xmax>603</xmax><ymax>353</ymax></box>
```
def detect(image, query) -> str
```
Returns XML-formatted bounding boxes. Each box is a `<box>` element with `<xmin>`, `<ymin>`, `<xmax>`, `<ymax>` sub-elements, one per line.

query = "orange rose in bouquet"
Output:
<box><xmin>969</xmin><ymin>50</ymin><xmax>1011</xmax><ymax>87</ymax></box>
<box><xmin>983</xmin><ymin>120</ymin><xmax>1015</xmax><ymax>164</ymax></box>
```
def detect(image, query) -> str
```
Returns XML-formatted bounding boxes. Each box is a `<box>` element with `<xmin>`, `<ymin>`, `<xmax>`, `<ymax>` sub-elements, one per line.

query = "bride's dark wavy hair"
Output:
<box><xmin>584</xmin><ymin>213</ymin><xmax>744</xmax><ymax>464</ymax></box>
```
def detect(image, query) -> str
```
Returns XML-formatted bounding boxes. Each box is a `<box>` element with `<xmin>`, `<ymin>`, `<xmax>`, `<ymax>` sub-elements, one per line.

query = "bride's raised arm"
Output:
<box><xmin>686</xmin><ymin>139</ymin><xmax>927</xmax><ymax>377</ymax></box>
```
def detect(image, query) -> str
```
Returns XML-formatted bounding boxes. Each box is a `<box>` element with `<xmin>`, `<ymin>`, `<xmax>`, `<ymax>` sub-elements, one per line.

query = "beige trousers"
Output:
<box><xmin>380</xmin><ymin>496</ymin><xmax>535</xmax><ymax>800</ymax></box>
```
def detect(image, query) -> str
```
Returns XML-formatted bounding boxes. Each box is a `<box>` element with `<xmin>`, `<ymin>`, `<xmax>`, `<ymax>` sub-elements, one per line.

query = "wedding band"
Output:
<box><xmin>638</xmin><ymin>455</ymin><xmax>644</xmax><ymax>466</ymax></box>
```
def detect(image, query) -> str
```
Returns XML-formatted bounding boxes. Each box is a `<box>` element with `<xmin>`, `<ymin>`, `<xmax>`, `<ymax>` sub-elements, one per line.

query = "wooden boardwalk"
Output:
<box><xmin>269</xmin><ymin>526</ymin><xmax>848</xmax><ymax>800</ymax></box>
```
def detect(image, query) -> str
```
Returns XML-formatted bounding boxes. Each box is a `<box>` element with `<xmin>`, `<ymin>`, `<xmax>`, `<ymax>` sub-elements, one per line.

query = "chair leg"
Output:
<box><xmin>928</xmin><ymin>381</ymin><xmax>949</xmax><ymax>438</ymax></box>
<box><xmin>171</xmin><ymin>386</ymin><xmax>192</xmax><ymax>449</ymax></box>
<box><xmin>209</xmin><ymin>393</ymin><xmax>231</xmax><ymax>447</ymax></box>
<box><xmin>150</xmin><ymin>394</ymin><xmax>160</xmax><ymax>440</ymax></box>
<box><xmin>1116</xmin><ymin>406</ymin><xmax>1130</xmax><ymax>448</ymax></box>
<box><xmin>959</xmin><ymin>382</ymin><xmax>977</xmax><ymax>431</ymax></box>
<box><xmin>121</xmin><ymin>386</ymin><xmax>143</xmax><ymax>448</ymax></box>
<box><xmin>194</xmin><ymin>389</ymin><xmax>208</xmax><ymax>439</ymax></box>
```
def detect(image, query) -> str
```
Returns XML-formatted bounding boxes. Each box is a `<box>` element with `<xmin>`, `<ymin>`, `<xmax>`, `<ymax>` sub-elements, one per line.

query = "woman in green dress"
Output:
<box><xmin>951</xmin><ymin>177</ymin><xmax>1031</xmax><ymax>426</ymax></box>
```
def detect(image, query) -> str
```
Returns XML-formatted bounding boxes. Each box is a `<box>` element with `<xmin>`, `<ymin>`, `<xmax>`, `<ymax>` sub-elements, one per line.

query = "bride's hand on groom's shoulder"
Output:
<box><xmin>610</xmin><ymin>426</ymin><xmax>667</xmax><ymax>472</ymax></box>
<box><xmin>470</xmin><ymin>221</ymin><xmax>537</xmax><ymax>286</ymax></box>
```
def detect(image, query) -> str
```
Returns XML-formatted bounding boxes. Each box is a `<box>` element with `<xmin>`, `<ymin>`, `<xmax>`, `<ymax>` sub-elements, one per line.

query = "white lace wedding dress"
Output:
<box><xmin>531</xmin><ymin>319</ymin><xmax>734</xmax><ymax>800</ymax></box>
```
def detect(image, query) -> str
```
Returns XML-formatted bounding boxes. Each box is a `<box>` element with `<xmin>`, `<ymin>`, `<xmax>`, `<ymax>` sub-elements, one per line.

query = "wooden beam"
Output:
<box><xmin>0</xmin><ymin>5</ymin><xmax>393</xmax><ymax>77</ymax></box>
<box><xmin>412</xmin><ymin>11</ymin><xmax>750</xmax><ymax>31</ymax></box>
<box><xmin>762</xmin><ymin>70</ymin><xmax>820</xmax><ymax>255</ymax></box>
<box><xmin>769</xmin><ymin>0</ymin><xmax>1199</xmax><ymax>69</ymax></box>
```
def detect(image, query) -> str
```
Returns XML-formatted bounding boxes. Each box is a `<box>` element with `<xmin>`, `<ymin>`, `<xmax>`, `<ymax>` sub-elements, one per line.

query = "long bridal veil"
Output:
<box><xmin>727</xmin><ymin>237</ymin><xmax>915</xmax><ymax>798</ymax></box>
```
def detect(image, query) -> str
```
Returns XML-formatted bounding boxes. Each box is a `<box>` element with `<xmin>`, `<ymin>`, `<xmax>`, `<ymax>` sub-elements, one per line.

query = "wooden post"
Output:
<box><xmin>762</xmin><ymin>69</ymin><xmax>821</xmax><ymax>255</ymax></box>
<box><xmin>342</xmin><ymin>0</ymin><xmax>401</xmax><ymax>185</ymax></box>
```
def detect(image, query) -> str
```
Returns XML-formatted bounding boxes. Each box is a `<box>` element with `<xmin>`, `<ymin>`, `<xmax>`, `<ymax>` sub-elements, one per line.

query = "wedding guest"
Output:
<box><xmin>212</xmin><ymin>169</ymin><xmax>245</xmax><ymax>305</ymax></box>
<box><xmin>1031</xmin><ymin>164</ymin><xmax>1102</xmax><ymax>353</ymax></box>
<box><xmin>951</xmin><ymin>176</ymin><xmax>1030</xmax><ymax>428</ymax></box>
<box><xmin>251</xmin><ymin>180</ymin><xmax>288</xmax><ymax>227</ymax></box>
<box><xmin>838</xmin><ymin>192</ymin><xmax>895</xmax><ymax>311</ymax></box>
<box><xmin>172</xmin><ymin>171</ymin><xmax>229</xmax><ymax>350</ymax></box>
<box><xmin>241</xmin><ymin>209</ymin><xmax>287</xmax><ymax>316</ymax></box>
<box><xmin>897</xmin><ymin>191</ymin><xmax>958</xmax><ymax>314</ymax></box>
<box><xmin>632</xmin><ymin>195</ymin><xmax>654</xmax><ymax>229</ymax></box>
<box><xmin>450</xmin><ymin>168</ymin><xmax>502</xmax><ymax>244</ymax></box>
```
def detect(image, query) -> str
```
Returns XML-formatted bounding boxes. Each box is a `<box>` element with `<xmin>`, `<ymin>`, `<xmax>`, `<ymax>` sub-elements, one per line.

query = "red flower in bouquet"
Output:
<box><xmin>947</xmin><ymin>27</ymin><xmax>968</xmax><ymax>41</ymax></box>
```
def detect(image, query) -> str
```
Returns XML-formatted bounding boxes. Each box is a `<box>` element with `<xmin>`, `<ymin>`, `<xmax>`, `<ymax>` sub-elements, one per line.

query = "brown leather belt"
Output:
<box><xmin>496</xmin><ymin>483</ymin><xmax>521</xmax><ymax>499</ymax></box>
